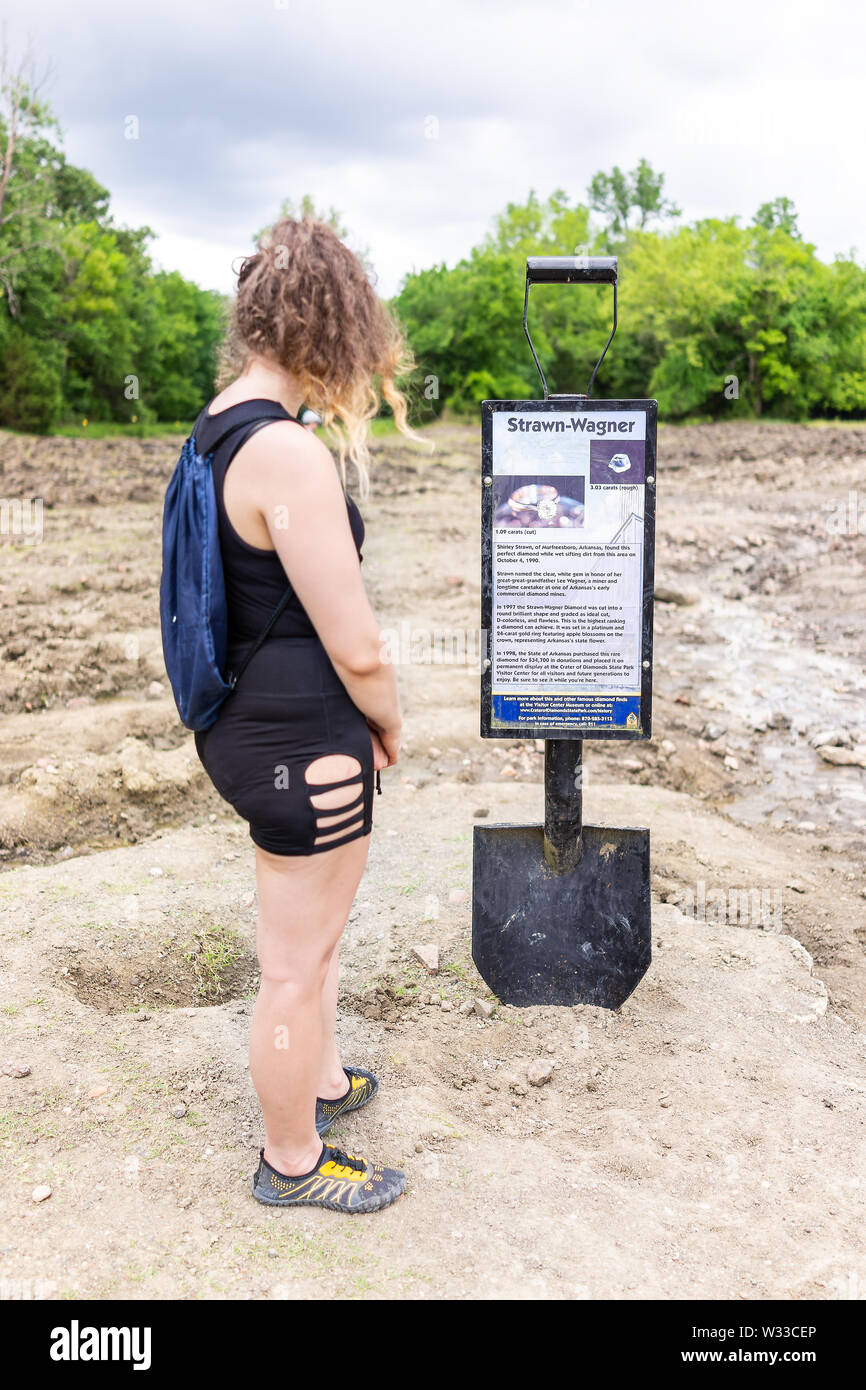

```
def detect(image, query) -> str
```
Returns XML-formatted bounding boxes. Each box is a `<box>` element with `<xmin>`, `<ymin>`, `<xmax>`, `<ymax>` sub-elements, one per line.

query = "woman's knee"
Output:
<box><xmin>257</xmin><ymin>936</ymin><xmax>338</xmax><ymax>995</ymax></box>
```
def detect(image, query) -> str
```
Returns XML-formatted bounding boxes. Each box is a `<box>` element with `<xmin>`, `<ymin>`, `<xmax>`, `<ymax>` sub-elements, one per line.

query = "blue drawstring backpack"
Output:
<box><xmin>160</xmin><ymin>402</ymin><xmax>293</xmax><ymax>731</ymax></box>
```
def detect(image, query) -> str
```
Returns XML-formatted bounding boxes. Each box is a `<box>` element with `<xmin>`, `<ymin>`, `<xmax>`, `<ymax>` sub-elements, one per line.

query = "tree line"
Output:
<box><xmin>0</xmin><ymin>46</ymin><xmax>224</xmax><ymax>433</ymax></box>
<box><xmin>393</xmin><ymin>167</ymin><xmax>866</xmax><ymax>421</ymax></box>
<box><xmin>1</xmin><ymin>41</ymin><xmax>863</xmax><ymax>433</ymax></box>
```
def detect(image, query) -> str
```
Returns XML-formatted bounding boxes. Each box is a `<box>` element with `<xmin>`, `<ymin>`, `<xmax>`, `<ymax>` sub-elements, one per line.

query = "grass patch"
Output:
<box><xmin>183</xmin><ymin>923</ymin><xmax>248</xmax><ymax>1001</ymax></box>
<box><xmin>50</xmin><ymin>421</ymin><xmax>185</xmax><ymax>440</ymax></box>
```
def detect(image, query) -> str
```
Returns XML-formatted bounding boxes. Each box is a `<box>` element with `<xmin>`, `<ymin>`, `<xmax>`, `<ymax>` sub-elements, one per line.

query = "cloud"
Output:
<box><xmin>3</xmin><ymin>0</ymin><xmax>864</xmax><ymax>297</ymax></box>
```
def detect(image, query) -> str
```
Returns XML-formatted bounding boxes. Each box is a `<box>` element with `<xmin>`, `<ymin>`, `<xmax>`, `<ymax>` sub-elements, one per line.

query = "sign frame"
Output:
<box><xmin>480</xmin><ymin>395</ymin><xmax>657</xmax><ymax>742</ymax></box>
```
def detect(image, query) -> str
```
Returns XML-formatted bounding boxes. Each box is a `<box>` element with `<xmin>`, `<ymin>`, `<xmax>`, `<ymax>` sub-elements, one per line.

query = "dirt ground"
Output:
<box><xmin>0</xmin><ymin>417</ymin><xmax>864</xmax><ymax>1300</ymax></box>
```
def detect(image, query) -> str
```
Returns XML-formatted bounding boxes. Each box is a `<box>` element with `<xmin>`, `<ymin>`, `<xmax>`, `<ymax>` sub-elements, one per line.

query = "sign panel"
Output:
<box><xmin>481</xmin><ymin>398</ymin><xmax>656</xmax><ymax>741</ymax></box>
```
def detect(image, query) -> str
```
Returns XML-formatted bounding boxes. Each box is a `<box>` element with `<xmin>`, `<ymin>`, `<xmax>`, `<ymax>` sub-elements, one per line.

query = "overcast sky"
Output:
<box><xmin>4</xmin><ymin>0</ymin><xmax>864</xmax><ymax>298</ymax></box>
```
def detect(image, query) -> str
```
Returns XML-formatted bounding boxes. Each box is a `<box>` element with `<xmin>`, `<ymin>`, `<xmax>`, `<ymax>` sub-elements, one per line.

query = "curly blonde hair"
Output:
<box><xmin>219</xmin><ymin>216</ymin><xmax>425</xmax><ymax>495</ymax></box>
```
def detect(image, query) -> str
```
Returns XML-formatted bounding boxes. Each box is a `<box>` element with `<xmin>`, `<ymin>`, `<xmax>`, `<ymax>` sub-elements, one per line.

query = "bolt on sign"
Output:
<box><xmin>481</xmin><ymin>395</ymin><xmax>657</xmax><ymax>741</ymax></box>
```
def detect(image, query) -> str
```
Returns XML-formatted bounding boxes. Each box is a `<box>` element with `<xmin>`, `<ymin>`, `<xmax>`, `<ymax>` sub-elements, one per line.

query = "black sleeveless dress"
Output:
<box><xmin>191</xmin><ymin>398</ymin><xmax>376</xmax><ymax>856</ymax></box>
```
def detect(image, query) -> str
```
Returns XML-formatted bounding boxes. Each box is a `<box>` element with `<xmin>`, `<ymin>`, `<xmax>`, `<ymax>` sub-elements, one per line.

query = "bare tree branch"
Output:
<box><xmin>0</xmin><ymin>29</ymin><xmax>58</xmax><ymax>308</ymax></box>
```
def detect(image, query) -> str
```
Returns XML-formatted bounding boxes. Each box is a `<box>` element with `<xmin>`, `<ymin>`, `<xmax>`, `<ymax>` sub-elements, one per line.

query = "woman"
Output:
<box><xmin>192</xmin><ymin>217</ymin><xmax>422</xmax><ymax>1213</ymax></box>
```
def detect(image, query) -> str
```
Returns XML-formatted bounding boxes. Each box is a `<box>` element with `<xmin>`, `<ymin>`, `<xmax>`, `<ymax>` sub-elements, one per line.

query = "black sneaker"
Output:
<box><xmin>316</xmin><ymin>1065</ymin><xmax>379</xmax><ymax>1136</ymax></box>
<box><xmin>251</xmin><ymin>1143</ymin><xmax>405</xmax><ymax>1213</ymax></box>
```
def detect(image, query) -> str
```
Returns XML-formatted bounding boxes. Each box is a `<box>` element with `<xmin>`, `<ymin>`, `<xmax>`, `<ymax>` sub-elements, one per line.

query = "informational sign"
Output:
<box><xmin>481</xmin><ymin>397</ymin><xmax>656</xmax><ymax>741</ymax></box>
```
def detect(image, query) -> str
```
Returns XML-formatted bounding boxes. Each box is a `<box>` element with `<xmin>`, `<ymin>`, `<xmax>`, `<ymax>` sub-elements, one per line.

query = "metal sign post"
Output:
<box><xmin>472</xmin><ymin>256</ymin><xmax>657</xmax><ymax>1008</ymax></box>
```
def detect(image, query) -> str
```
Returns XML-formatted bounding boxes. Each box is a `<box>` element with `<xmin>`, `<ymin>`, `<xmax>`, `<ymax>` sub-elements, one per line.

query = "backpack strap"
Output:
<box><xmin>190</xmin><ymin>400</ymin><xmax>305</xmax><ymax>693</ymax></box>
<box><xmin>192</xmin><ymin>399</ymin><xmax>298</xmax><ymax>457</ymax></box>
<box><xmin>226</xmin><ymin>585</ymin><xmax>296</xmax><ymax>690</ymax></box>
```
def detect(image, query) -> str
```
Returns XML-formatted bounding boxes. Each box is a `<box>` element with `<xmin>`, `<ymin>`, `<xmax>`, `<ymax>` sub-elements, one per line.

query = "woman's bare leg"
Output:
<box><xmin>318</xmin><ymin>944</ymin><xmax>349</xmax><ymax>1100</ymax></box>
<box><xmin>250</xmin><ymin>754</ymin><xmax>370</xmax><ymax>1176</ymax></box>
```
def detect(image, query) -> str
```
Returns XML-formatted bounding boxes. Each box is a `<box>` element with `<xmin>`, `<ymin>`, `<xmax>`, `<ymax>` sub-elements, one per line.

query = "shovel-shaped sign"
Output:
<box><xmin>473</xmin><ymin>256</ymin><xmax>656</xmax><ymax>1009</ymax></box>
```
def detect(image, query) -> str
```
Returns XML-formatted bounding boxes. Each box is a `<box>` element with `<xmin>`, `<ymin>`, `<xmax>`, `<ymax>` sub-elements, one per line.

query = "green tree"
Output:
<box><xmin>589</xmin><ymin>158</ymin><xmax>681</xmax><ymax>242</ymax></box>
<box><xmin>146</xmin><ymin>271</ymin><xmax>227</xmax><ymax>420</ymax></box>
<box><xmin>396</xmin><ymin>179</ymin><xmax>866</xmax><ymax>423</ymax></box>
<box><xmin>0</xmin><ymin>37</ymin><xmax>226</xmax><ymax>431</ymax></box>
<box><xmin>753</xmin><ymin>197</ymin><xmax>800</xmax><ymax>237</ymax></box>
<box><xmin>0</xmin><ymin>40</ymin><xmax>65</xmax><ymax>312</ymax></box>
<box><xmin>394</xmin><ymin>189</ymin><xmax>602</xmax><ymax>411</ymax></box>
<box><xmin>0</xmin><ymin>324</ymin><xmax>64</xmax><ymax>431</ymax></box>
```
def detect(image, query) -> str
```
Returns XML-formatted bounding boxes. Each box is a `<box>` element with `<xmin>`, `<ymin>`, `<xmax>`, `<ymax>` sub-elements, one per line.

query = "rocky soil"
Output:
<box><xmin>0</xmin><ymin>417</ymin><xmax>864</xmax><ymax>1300</ymax></box>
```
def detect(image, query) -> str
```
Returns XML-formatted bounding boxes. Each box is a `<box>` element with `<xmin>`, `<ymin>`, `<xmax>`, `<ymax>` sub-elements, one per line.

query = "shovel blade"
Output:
<box><xmin>472</xmin><ymin>823</ymin><xmax>651</xmax><ymax>1008</ymax></box>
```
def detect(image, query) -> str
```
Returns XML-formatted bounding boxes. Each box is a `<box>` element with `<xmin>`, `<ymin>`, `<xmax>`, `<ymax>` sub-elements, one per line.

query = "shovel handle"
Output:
<box><xmin>526</xmin><ymin>256</ymin><xmax>617</xmax><ymax>286</ymax></box>
<box><xmin>523</xmin><ymin>257</ymin><xmax>618</xmax><ymax>398</ymax></box>
<box><xmin>543</xmin><ymin>740</ymin><xmax>584</xmax><ymax>875</ymax></box>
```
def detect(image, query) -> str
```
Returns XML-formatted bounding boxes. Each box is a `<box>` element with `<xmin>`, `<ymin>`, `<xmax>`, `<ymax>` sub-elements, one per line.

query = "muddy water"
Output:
<box><xmin>672</xmin><ymin>595</ymin><xmax>866</xmax><ymax>830</ymax></box>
